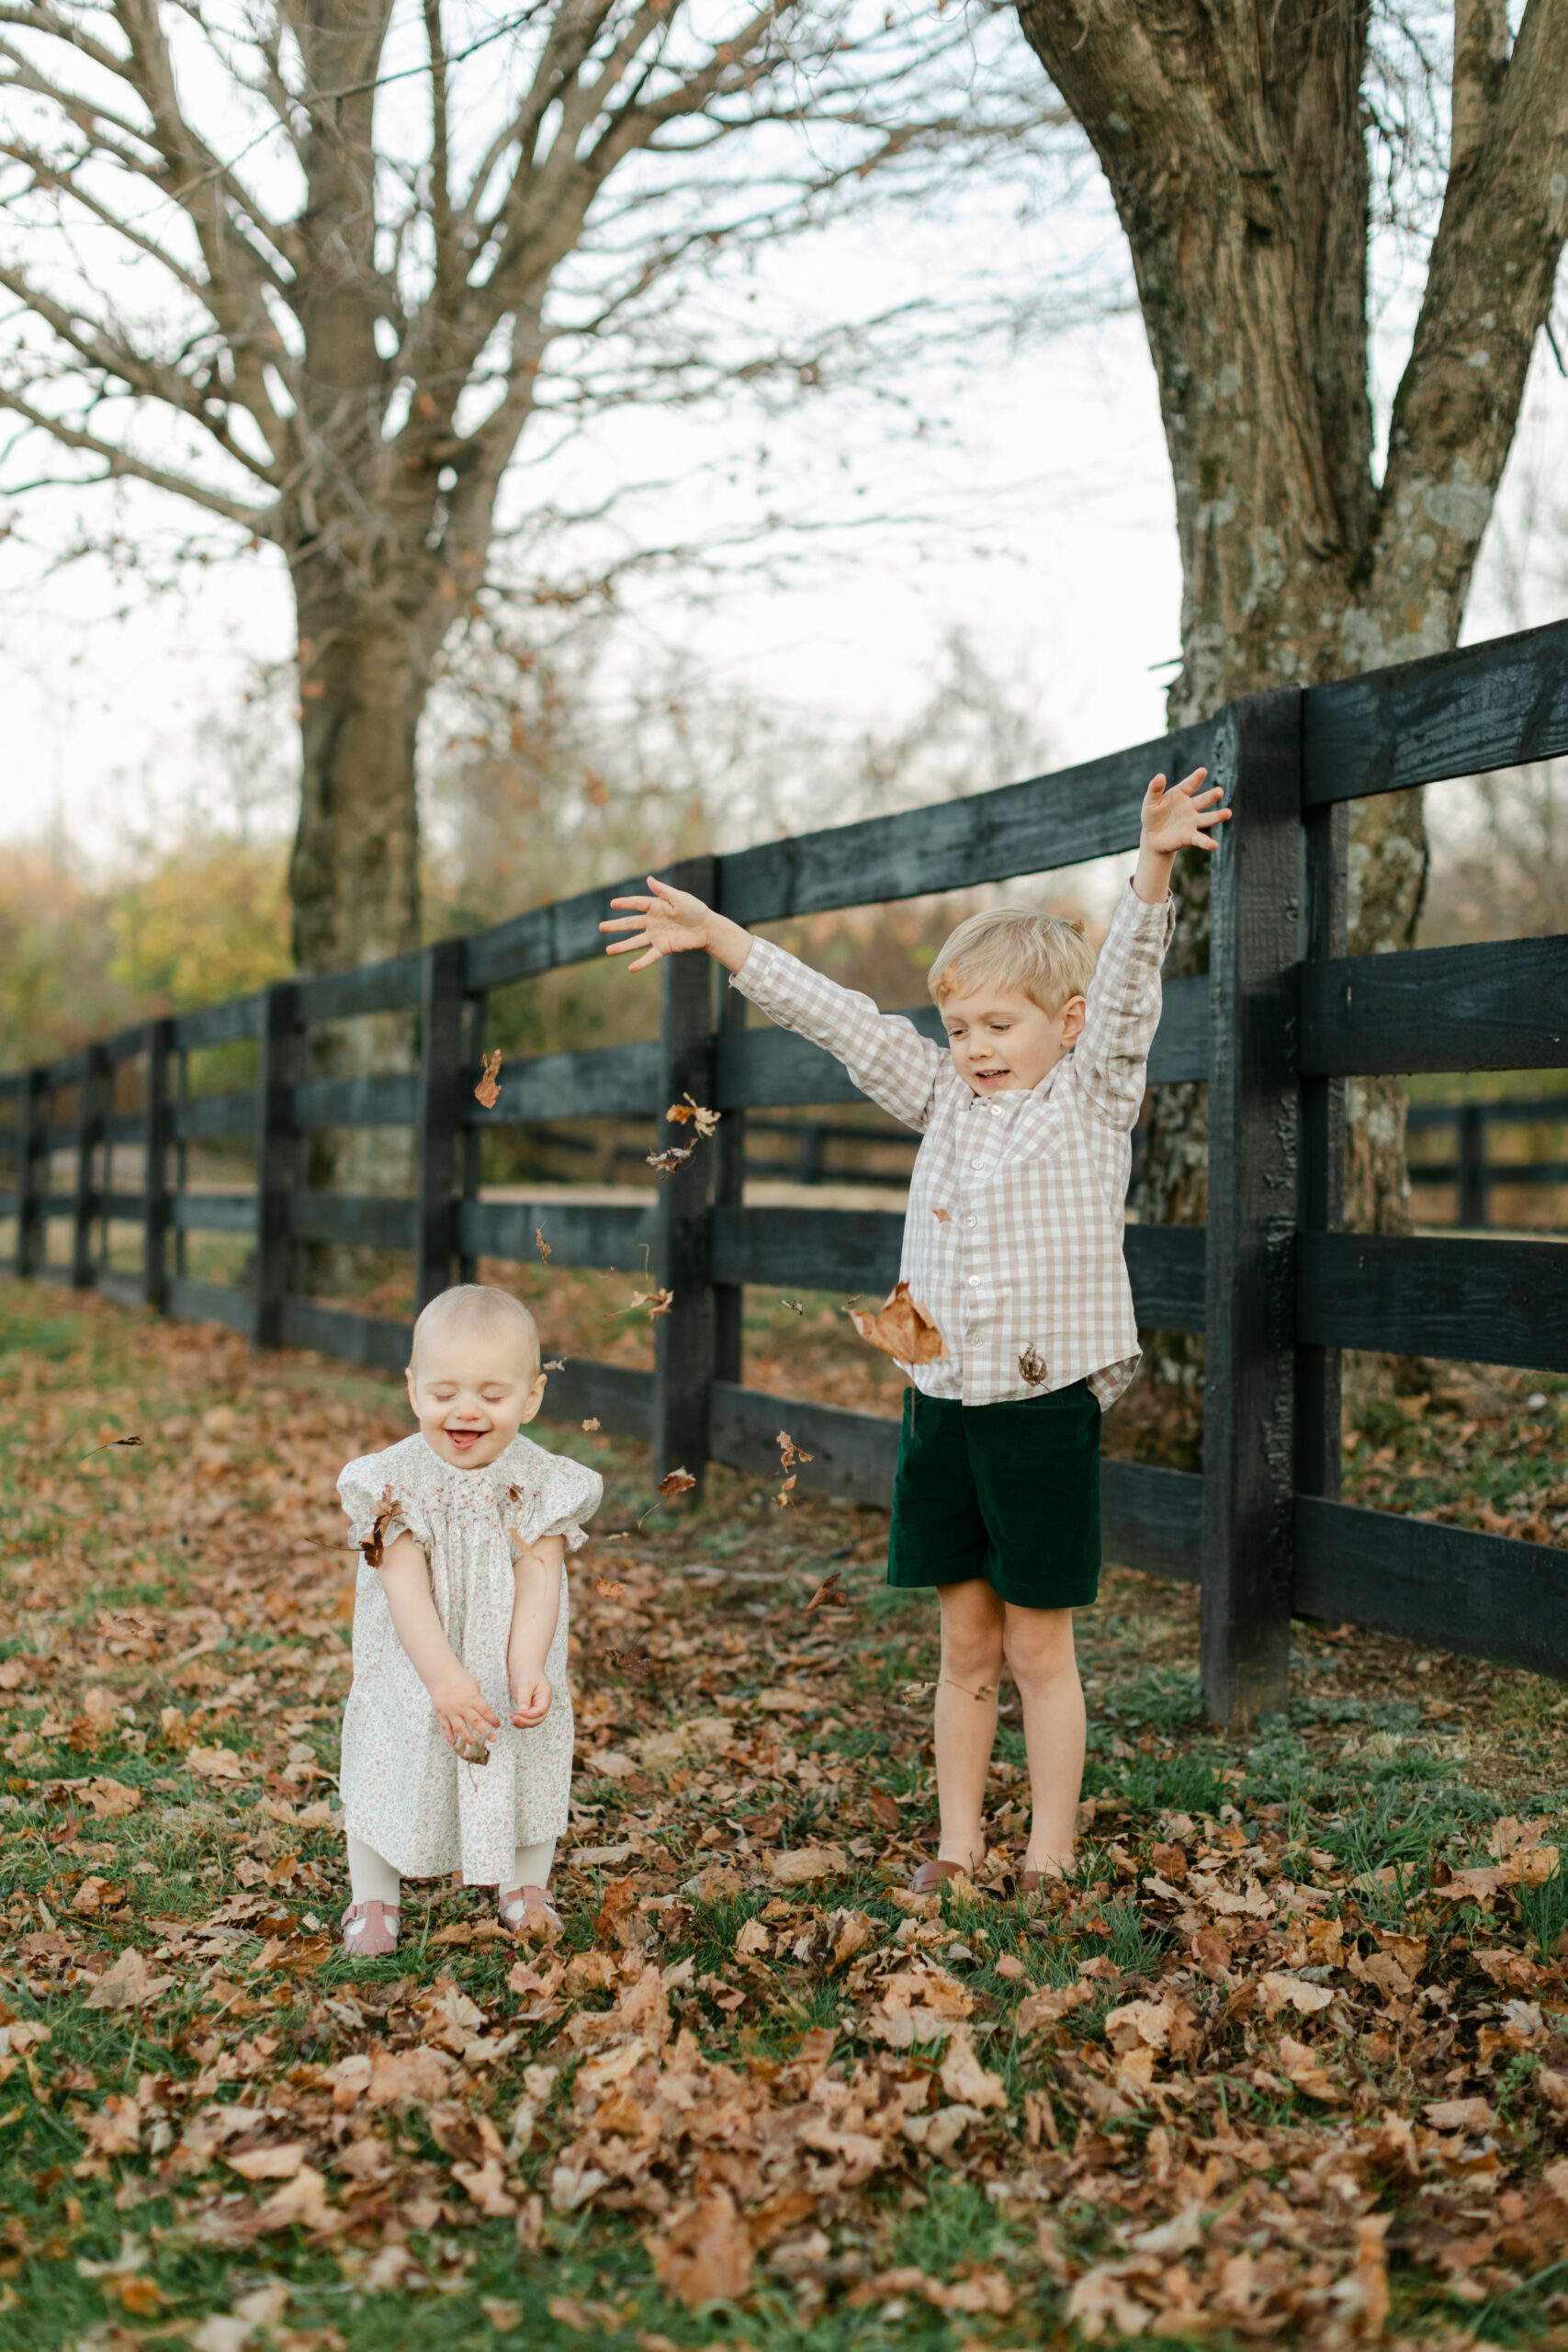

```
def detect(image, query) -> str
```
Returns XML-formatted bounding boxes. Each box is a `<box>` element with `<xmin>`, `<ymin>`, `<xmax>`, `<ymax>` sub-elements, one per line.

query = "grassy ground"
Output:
<box><xmin>2</xmin><ymin>1278</ymin><xmax>1567</xmax><ymax>2352</ymax></box>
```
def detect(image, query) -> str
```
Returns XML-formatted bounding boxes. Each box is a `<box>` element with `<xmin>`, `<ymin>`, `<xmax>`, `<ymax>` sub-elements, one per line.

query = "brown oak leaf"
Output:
<box><xmin>359</xmin><ymin>1487</ymin><xmax>402</xmax><ymax>1569</ymax></box>
<box><xmin>474</xmin><ymin>1050</ymin><xmax>502</xmax><ymax>1108</ymax></box>
<box><xmin>847</xmin><ymin>1281</ymin><xmax>945</xmax><ymax>1364</ymax></box>
<box><xmin>666</xmin><ymin>1092</ymin><xmax>720</xmax><ymax>1139</ymax></box>
<box><xmin>1019</xmin><ymin>1344</ymin><xmax>1048</xmax><ymax>1385</ymax></box>
<box><xmin>631</xmin><ymin>1288</ymin><xmax>674</xmax><ymax>1319</ymax></box>
<box><xmin>657</xmin><ymin>1466</ymin><xmax>697</xmax><ymax>1499</ymax></box>
<box><xmin>646</xmin><ymin>1145</ymin><xmax>694</xmax><ymax>1178</ymax></box>
<box><xmin>535</xmin><ymin>1226</ymin><xmax>551</xmax><ymax>1263</ymax></box>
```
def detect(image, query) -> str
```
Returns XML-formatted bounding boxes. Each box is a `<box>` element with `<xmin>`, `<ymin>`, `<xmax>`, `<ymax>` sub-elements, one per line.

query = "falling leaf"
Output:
<box><xmin>847</xmin><ymin>1281</ymin><xmax>945</xmax><ymax>1364</ymax></box>
<box><xmin>781</xmin><ymin>1298</ymin><xmax>805</xmax><ymax>1316</ymax></box>
<box><xmin>595</xmin><ymin>1577</ymin><xmax>626</xmax><ymax>1602</ymax></box>
<box><xmin>358</xmin><ymin>1487</ymin><xmax>403</xmax><ymax>1569</ymax></box>
<box><xmin>630</xmin><ymin>1288</ymin><xmax>674</xmax><ymax>1319</ymax></box>
<box><xmin>581</xmin><ymin>1418</ymin><xmax>601</xmax><ymax>1432</ymax></box>
<box><xmin>647</xmin><ymin>1145</ymin><xmax>694</xmax><ymax>1178</ymax></box>
<box><xmin>804</xmin><ymin>1570</ymin><xmax>850</xmax><ymax>1612</ymax></box>
<box><xmin>775</xmin><ymin>1475</ymin><xmax>796</xmax><ymax>1508</ymax></box>
<box><xmin>932</xmin><ymin>1206</ymin><xmax>952</xmax><ymax>1223</ymax></box>
<box><xmin>79</xmin><ymin>1434</ymin><xmax>144</xmax><ymax>1460</ymax></box>
<box><xmin>474</xmin><ymin>1050</ymin><xmax>502</xmax><ymax>1107</ymax></box>
<box><xmin>667</xmin><ymin>1092</ymin><xmax>720</xmax><ymax>1139</ymax></box>
<box><xmin>543</xmin><ymin>1358</ymin><xmax>566</xmax><ymax>1372</ymax></box>
<box><xmin>1019</xmin><ymin>1344</ymin><xmax>1048</xmax><ymax>1385</ymax></box>
<box><xmin>658</xmin><ymin>1466</ymin><xmax>697</xmax><ymax>1499</ymax></box>
<box><xmin>536</xmin><ymin>1226</ymin><xmax>552</xmax><ymax>1263</ymax></box>
<box><xmin>777</xmin><ymin>1430</ymin><xmax>815</xmax><ymax>1471</ymax></box>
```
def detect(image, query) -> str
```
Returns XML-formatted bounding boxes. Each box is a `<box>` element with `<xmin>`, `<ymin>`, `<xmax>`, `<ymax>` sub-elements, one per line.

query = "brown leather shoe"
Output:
<box><xmin>908</xmin><ymin>1859</ymin><xmax>969</xmax><ymax>1894</ymax></box>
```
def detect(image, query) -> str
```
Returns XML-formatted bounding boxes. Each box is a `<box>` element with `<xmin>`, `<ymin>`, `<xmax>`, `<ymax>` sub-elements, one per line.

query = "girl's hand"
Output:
<box><xmin>430</xmin><ymin>1668</ymin><xmax>500</xmax><ymax>1754</ymax></box>
<box><xmin>1139</xmin><ymin>766</ymin><xmax>1229</xmax><ymax>856</ymax></box>
<box><xmin>601</xmin><ymin>874</ymin><xmax>716</xmax><ymax>970</ymax></box>
<box><xmin>509</xmin><ymin>1668</ymin><xmax>554</xmax><ymax>1728</ymax></box>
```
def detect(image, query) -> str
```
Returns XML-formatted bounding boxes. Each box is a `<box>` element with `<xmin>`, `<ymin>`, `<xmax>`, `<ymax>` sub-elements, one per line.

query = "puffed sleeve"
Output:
<box><xmin>506</xmin><ymin>1453</ymin><xmax>604</xmax><ymax>1554</ymax></box>
<box><xmin>338</xmin><ymin>1451</ymin><xmax>434</xmax><ymax>1566</ymax></box>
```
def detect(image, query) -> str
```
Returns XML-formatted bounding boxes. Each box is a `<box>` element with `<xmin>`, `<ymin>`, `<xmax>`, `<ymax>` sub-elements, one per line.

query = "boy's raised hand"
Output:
<box><xmin>1140</xmin><ymin>765</ymin><xmax>1229</xmax><ymax>855</ymax></box>
<box><xmin>601</xmin><ymin>874</ymin><xmax>754</xmax><ymax>976</ymax></box>
<box><xmin>601</xmin><ymin>874</ymin><xmax>714</xmax><ymax>970</ymax></box>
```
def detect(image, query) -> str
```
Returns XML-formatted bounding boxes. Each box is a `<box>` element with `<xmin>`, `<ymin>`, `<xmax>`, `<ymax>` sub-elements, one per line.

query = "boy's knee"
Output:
<box><xmin>1003</xmin><ymin>1609</ymin><xmax>1077</xmax><ymax>1684</ymax></box>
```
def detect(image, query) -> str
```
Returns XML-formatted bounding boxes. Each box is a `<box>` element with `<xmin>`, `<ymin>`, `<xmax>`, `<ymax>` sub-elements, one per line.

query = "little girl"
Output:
<box><xmin>335</xmin><ymin>1283</ymin><xmax>602</xmax><ymax>1955</ymax></box>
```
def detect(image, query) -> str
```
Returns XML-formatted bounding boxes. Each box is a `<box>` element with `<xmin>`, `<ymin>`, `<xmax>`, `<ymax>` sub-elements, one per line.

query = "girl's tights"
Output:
<box><xmin>347</xmin><ymin>1832</ymin><xmax>556</xmax><ymax>1908</ymax></box>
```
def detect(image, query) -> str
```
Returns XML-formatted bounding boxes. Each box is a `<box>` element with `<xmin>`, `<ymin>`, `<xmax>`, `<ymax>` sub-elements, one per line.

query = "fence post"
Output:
<box><xmin>143</xmin><ymin>1019</ymin><xmax>175</xmax><ymax>1313</ymax></box>
<box><xmin>712</xmin><ymin>967</ymin><xmax>748</xmax><ymax>1387</ymax></box>
<box><xmin>1296</xmin><ymin>802</ymin><xmax>1347</xmax><ymax>1502</ymax></box>
<box><xmin>1201</xmin><ymin>687</ymin><xmax>1303</xmax><ymax>1729</ymax></box>
<box><xmin>14</xmin><ymin>1066</ymin><xmax>46</xmax><ymax>1280</ymax></box>
<box><xmin>416</xmin><ymin>938</ymin><xmax>467</xmax><ymax>1313</ymax></box>
<box><xmin>654</xmin><ymin>856</ymin><xmax>719</xmax><ymax>1488</ymax></box>
<box><xmin>1458</xmin><ymin>1104</ymin><xmax>1486</xmax><ymax>1227</ymax></box>
<box><xmin>72</xmin><ymin>1042</ymin><xmax>108</xmax><ymax>1291</ymax></box>
<box><xmin>254</xmin><ymin>983</ymin><xmax>299</xmax><ymax>1351</ymax></box>
<box><xmin>457</xmin><ymin>992</ymin><xmax>486</xmax><ymax>1286</ymax></box>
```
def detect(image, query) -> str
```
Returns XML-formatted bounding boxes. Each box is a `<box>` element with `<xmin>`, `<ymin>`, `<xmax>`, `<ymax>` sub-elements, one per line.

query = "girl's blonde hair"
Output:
<box><xmin>409</xmin><ymin>1283</ymin><xmax>541</xmax><ymax>1375</ymax></box>
<box><xmin>928</xmin><ymin>906</ymin><xmax>1097</xmax><ymax>1015</ymax></box>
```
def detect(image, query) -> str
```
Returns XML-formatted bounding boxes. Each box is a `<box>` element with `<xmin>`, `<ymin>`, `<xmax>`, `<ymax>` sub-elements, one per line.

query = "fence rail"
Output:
<box><xmin>6</xmin><ymin>616</ymin><xmax>1568</xmax><ymax>1720</ymax></box>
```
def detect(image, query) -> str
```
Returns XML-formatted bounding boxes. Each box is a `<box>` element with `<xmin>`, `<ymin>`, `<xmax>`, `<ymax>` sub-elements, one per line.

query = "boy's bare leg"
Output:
<box><xmin>1002</xmin><ymin>1603</ymin><xmax>1086</xmax><ymax>1875</ymax></box>
<box><xmin>933</xmin><ymin>1578</ymin><xmax>1006</xmax><ymax>1871</ymax></box>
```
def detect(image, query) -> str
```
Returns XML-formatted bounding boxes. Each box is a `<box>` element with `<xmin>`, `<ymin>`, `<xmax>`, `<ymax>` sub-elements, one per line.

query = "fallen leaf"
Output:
<box><xmin>85</xmin><ymin>1949</ymin><xmax>176</xmax><ymax>2011</ymax></box>
<box><xmin>1260</xmin><ymin>1970</ymin><xmax>1336</xmax><ymax>2016</ymax></box>
<box><xmin>1424</xmin><ymin>2096</ymin><xmax>1495</xmax><ymax>2134</ymax></box>
<box><xmin>847</xmin><ymin>1281</ymin><xmax>945</xmax><ymax>1364</ymax></box>
<box><xmin>667</xmin><ymin>1092</ymin><xmax>720</xmax><ymax>1139</ymax></box>
<box><xmin>226</xmin><ymin>2143</ymin><xmax>308</xmax><ymax>2181</ymax></box>
<box><xmin>769</xmin><ymin>1844</ymin><xmax>848</xmax><ymax>1884</ymax></box>
<box><xmin>187</xmin><ymin>1746</ymin><xmax>245</xmax><ymax>1781</ymax></box>
<box><xmin>939</xmin><ymin>2025</ymin><xmax>1008</xmax><ymax>2110</ymax></box>
<box><xmin>474</xmin><ymin>1050</ymin><xmax>502</xmax><ymax>1107</ymax></box>
<box><xmin>84</xmin><ymin>1777</ymin><xmax>141</xmax><ymax>1818</ymax></box>
<box><xmin>657</xmin><ymin>1466</ymin><xmax>697</xmax><ymax>1498</ymax></box>
<box><xmin>647</xmin><ymin>2186</ymin><xmax>753</xmax><ymax>2309</ymax></box>
<box><xmin>1016</xmin><ymin>1981</ymin><xmax>1093</xmax><ymax>2033</ymax></box>
<box><xmin>1279</xmin><ymin>2034</ymin><xmax>1344</xmax><ymax>2101</ymax></box>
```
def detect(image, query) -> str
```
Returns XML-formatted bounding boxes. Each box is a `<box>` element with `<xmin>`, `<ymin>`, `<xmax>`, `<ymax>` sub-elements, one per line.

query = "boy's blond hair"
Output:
<box><xmin>928</xmin><ymin>905</ymin><xmax>1097</xmax><ymax>1016</ymax></box>
<box><xmin>409</xmin><ymin>1283</ymin><xmax>541</xmax><ymax>1376</ymax></box>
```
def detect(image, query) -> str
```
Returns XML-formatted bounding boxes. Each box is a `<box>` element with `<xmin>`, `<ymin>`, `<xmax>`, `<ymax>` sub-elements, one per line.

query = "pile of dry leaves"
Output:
<box><xmin>1</xmin><ymin>1280</ymin><xmax>1567</xmax><ymax>2352</ymax></box>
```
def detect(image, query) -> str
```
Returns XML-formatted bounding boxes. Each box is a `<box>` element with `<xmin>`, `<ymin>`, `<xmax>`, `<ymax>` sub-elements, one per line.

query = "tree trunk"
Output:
<box><xmin>288</xmin><ymin>598</ymin><xmax>427</xmax><ymax>977</ymax></box>
<box><xmin>287</xmin><ymin>584</ymin><xmax>436</xmax><ymax>1272</ymax></box>
<box><xmin>1013</xmin><ymin>0</ymin><xmax>1568</xmax><ymax>1268</ymax></box>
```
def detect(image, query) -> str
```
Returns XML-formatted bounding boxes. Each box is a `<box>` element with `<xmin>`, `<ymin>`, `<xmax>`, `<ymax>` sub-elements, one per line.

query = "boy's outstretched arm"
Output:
<box><xmin>601</xmin><ymin>876</ymin><xmax>753</xmax><ymax>975</ymax></box>
<box><xmin>1075</xmin><ymin>766</ymin><xmax>1230</xmax><ymax>1127</ymax></box>
<box><xmin>602</xmin><ymin>874</ymin><xmax>943</xmax><ymax>1132</ymax></box>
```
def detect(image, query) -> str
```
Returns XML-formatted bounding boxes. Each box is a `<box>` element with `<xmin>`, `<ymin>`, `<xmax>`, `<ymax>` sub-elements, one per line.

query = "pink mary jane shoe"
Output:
<box><xmin>341</xmin><ymin>1899</ymin><xmax>400</xmax><ymax>1957</ymax></box>
<box><xmin>499</xmin><ymin>1884</ymin><xmax>562</xmax><ymax>1941</ymax></box>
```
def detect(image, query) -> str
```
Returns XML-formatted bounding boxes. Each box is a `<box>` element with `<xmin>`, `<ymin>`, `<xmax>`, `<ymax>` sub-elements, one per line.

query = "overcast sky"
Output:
<box><xmin>3</xmin><ymin>66</ymin><xmax>1565</xmax><ymax>886</ymax></box>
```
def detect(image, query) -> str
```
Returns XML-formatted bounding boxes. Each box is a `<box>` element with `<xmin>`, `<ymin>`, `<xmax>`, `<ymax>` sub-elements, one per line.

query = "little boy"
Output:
<box><xmin>602</xmin><ymin>765</ymin><xmax>1228</xmax><ymax>1891</ymax></box>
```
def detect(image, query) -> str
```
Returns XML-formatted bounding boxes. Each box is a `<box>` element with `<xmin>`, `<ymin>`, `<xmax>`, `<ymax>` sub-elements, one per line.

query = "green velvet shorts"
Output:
<box><xmin>886</xmin><ymin>1381</ymin><xmax>1102</xmax><ymax>1610</ymax></box>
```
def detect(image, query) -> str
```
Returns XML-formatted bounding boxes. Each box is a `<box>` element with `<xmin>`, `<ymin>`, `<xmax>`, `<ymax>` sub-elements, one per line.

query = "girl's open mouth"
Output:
<box><xmin>444</xmin><ymin>1427</ymin><xmax>487</xmax><ymax>1453</ymax></box>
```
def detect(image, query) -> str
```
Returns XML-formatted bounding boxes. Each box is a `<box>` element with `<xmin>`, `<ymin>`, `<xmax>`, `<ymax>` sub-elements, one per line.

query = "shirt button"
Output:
<box><xmin>971</xmin><ymin>1157</ymin><xmax>983</xmax><ymax>1170</ymax></box>
<box><xmin>967</xmin><ymin>1275</ymin><xmax>980</xmax><ymax>1288</ymax></box>
<box><xmin>966</xmin><ymin>1215</ymin><xmax>976</xmax><ymax>1228</ymax></box>
<box><xmin>990</xmin><ymin>1104</ymin><xmax>1002</xmax><ymax>1117</ymax></box>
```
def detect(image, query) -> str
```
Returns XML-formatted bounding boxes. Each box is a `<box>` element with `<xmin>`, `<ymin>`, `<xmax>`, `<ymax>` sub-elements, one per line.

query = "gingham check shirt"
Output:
<box><xmin>731</xmin><ymin>881</ymin><xmax>1177</xmax><ymax>1409</ymax></box>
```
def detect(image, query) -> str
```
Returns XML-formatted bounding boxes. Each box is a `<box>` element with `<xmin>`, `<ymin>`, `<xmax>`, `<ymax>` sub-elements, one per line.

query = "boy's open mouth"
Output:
<box><xmin>973</xmin><ymin>1068</ymin><xmax>1010</xmax><ymax>1085</ymax></box>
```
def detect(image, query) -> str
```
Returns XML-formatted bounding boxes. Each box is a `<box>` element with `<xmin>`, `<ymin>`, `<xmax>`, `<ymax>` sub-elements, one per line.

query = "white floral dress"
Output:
<box><xmin>337</xmin><ymin>1431</ymin><xmax>602</xmax><ymax>1885</ymax></box>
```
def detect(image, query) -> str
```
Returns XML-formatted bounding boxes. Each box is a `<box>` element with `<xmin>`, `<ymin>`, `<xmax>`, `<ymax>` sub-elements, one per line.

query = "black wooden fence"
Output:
<box><xmin>6</xmin><ymin>618</ymin><xmax>1568</xmax><ymax>1723</ymax></box>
